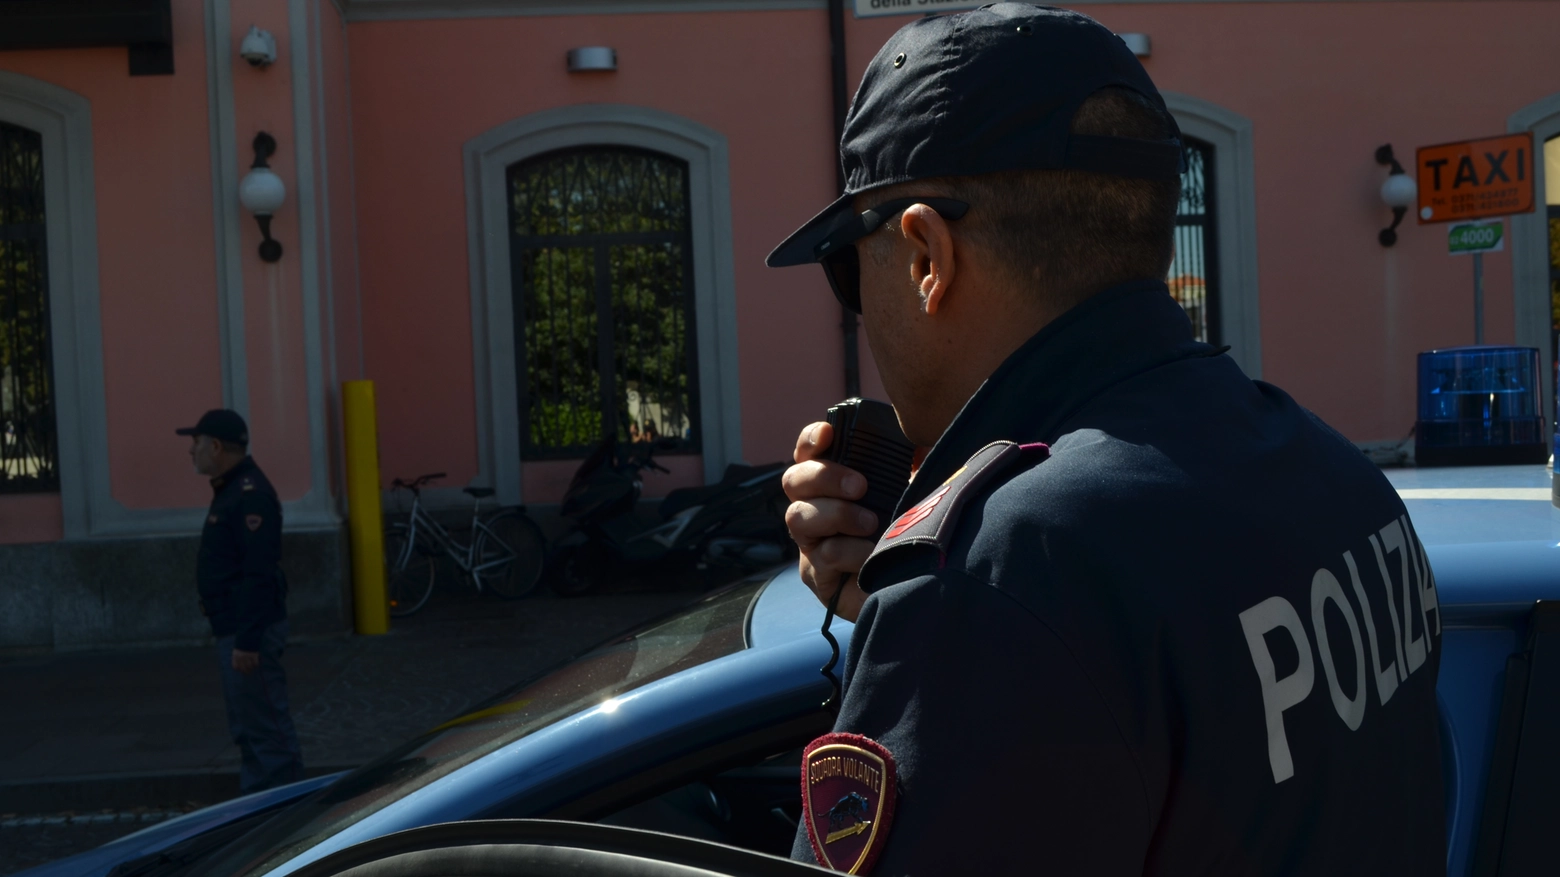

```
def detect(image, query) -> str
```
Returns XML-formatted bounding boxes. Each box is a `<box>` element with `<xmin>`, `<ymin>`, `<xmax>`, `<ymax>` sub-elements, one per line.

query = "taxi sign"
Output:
<box><xmin>1416</xmin><ymin>133</ymin><xmax>1534</xmax><ymax>224</ymax></box>
<box><xmin>855</xmin><ymin>0</ymin><xmax>982</xmax><ymax>17</ymax></box>
<box><xmin>1447</xmin><ymin>220</ymin><xmax>1504</xmax><ymax>256</ymax></box>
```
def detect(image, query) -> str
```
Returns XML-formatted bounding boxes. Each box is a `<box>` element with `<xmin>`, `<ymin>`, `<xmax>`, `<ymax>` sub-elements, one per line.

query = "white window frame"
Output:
<box><xmin>1508</xmin><ymin>95</ymin><xmax>1560</xmax><ymax>435</ymax></box>
<box><xmin>0</xmin><ymin>71</ymin><xmax>106</xmax><ymax>540</ymax></box>
<box><xmin>464</xmin><ymin>104</ymin><xmax>743</xmax><ymax>505</ymax></box>
<box><xmin>1165</xmin><ymin>92</ymin><xmax>1262</xmax><ymax>379</ymax></box>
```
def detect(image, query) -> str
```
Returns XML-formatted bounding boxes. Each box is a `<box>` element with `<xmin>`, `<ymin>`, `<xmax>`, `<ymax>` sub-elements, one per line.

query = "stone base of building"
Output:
<box><xmin>0</xmin><ymin>528</ymin><xmax>351</xmax><ymax>653</ymax></box>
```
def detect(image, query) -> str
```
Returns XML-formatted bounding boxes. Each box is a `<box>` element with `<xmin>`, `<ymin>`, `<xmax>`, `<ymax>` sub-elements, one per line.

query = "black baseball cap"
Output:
<box><xmin>766</xmin><ymin>3</ymin><xmax>1182</xmax><ymax>269</ymax></box>
<box><xmin>175</xmin><ymin>409</ymin><xmax>249</xmax><ymax>446</ymax></box>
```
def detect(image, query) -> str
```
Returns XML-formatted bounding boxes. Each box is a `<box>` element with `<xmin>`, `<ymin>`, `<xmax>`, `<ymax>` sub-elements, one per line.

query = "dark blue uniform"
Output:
<box><xmin>199</xmin><ymin>456</ymin><xmax>303</xmax><ymax>792</ymax></box>
<box><xmin>794</xmin><ymin>281</ymin><xmax>1445</xmax><ymax>874</ymax></box>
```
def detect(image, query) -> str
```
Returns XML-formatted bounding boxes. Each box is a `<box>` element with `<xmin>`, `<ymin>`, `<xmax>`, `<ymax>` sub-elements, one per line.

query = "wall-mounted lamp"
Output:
<box><xmin>567</xmin><ymin>47</ymin><xmax>617</xmax><ymax>72</ymax></box>
<box><xmin>239</xmin><ymin>26</ymin><xmax>277</xmax><ymax>68</ymax></box>
<box><xmin>1376</xmin><ymin>144</ymin><xmax>1417</xmax><ymax>247</ymax></box>
<box><xmin>239</xmin><ymin>132</ymin><xmax>286</xmax><ymax>263</ymax></box>
<box><xmin>1117</xmin><ymin>33</ymin><xmax>1151</xmax><ymax>58</ymax></box>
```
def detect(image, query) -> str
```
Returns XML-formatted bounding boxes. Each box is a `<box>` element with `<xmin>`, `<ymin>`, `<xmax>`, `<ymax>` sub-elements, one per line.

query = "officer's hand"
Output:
<box><xmin>232</xmin><ymin>649</ymin><xmax>260</xmax><ymax>674</ymax></box>
<box><xmin>784</xmin><ymin>422</ymin><xmax>874</xmax><ymax>622</ymax></box>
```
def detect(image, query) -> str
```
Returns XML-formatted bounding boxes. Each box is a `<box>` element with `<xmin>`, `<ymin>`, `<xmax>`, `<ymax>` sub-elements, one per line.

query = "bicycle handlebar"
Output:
<box><xmin>392</xmin><ymin>472</ymin><xmax>447</xmax><ymax>491</ymax></box>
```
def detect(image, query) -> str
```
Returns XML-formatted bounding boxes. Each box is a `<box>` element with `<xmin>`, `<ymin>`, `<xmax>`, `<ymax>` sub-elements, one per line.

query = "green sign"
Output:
<box><xmin>1448</xmin><ymin>220</ymin><xmax>1504</xmax><ymax>256</ymax></box>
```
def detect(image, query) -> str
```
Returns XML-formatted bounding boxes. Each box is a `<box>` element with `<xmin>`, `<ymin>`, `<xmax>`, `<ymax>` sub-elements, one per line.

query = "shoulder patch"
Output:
<box><xmin>864</xmin><ymin>441</ymin><xmax>1048</xmax><ymax>570</ymax></box>
<box><xmin>803</xmin><ymin>733</ymin><xmax>897</xmax><ymax>874</ymax></box>
<box><xmin>241</xmin><ymin>477</ymin><xmax>255</xmax><ymax>491</ymax></box>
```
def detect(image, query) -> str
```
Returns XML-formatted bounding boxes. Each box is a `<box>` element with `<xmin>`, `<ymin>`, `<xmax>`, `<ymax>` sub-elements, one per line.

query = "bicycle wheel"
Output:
<box><xmin>474</xmin><ymin>509</ymin><xmax>546</xmax><ymax>599</ymax></box>
<box><xmin>385</xmin><ymin>522</ymin><xmax>436</xmax><ymax>617</ymax></box>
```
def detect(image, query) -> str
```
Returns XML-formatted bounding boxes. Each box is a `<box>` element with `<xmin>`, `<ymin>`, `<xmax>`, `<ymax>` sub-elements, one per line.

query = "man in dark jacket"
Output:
<box><xmin>771</xmin><ymin>5</ymin><xmax>1444</xmax><ymax>875</ymax></box>
<box><xmin>179</xmin><ymin>408</ymin><xmax>303</xmax><ymax>793</ymax></box>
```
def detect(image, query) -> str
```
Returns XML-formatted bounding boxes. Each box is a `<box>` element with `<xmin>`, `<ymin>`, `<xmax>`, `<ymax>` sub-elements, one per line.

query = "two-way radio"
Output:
<box><xmin>823</xmin><ymin>397</ymin><xmax>917</xmax><ymax>540</ymax></box>
<box><xmin>817</xmin><ymin>398</ymin><xmax>917</xmax><ymax>714</ymax></box>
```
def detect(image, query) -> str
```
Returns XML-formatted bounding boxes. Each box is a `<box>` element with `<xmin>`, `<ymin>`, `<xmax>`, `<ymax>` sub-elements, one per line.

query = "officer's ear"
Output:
<box><xmin>899</xmin><ymin>203</ymin><xmax>956</xmax><ymax>316</ymax></box>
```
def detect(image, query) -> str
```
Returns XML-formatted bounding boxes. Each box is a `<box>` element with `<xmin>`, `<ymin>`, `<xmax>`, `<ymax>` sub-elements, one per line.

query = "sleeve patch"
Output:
<box><xmin>864</xmin><ymin>440</ymin><xmax>1048</xmax><ymax>569</ymax></box>
<box><xmin>803</xmin><ymin>733</ymin><xmax>898</xmax><ymax>874</ymax></box>
<box><xmin>883</xmin><ymin>477</ymin><xmax>956</xmax><ymax>539</ymax></box>
<box><xmin>245</xmin><ymin>514</ymin><xmax>263</xmax><ymax>531</ymax></box>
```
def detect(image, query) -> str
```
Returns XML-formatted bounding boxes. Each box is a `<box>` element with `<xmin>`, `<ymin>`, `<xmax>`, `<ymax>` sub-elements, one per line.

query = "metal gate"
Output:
<box><xmin>507</xmin><ymin>146</ymin><xmax>701</xmax><ymax>459</ymax></box>
<box><xmin>1171</xmin><ymin>138</ymin><xmax>1219</xmax><ymax>345</ymax></box>
<box><xmin>0</xmin><ymin>120</ymin><xmax>56</xmax><ymax>493</ymax></box>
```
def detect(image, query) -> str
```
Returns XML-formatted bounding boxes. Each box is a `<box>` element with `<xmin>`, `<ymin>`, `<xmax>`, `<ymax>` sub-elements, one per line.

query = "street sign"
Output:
<box><xmin>854</xmin><ymin>0</ymin><xmax>982</xmax><ymax>17</ymax></box>
<box><xmin>1416</xmin><ymin>133</ymin><xmax>1534</xmax><ymax>224</ymax></box>
<box><xmin>1447</xmin><ymin>220</ymin><xmax>1504</xmax><ymax>256</ymax></box>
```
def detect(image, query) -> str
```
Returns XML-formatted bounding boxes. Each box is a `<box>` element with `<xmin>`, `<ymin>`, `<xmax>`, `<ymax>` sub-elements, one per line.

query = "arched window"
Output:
<box><xmin>507</xmin><ymin>147</ymin><xmax>701</xmax><ymax>458</ymax></box>
<box><xmin>1170</xmin><ymin>138</ymin><xmax>1219</xmax><ymax>344</ymax></box>
<box><xmin>0</xmin><ymin>119</ymin><xmax>56</xmax><ymax>493</ymax></box>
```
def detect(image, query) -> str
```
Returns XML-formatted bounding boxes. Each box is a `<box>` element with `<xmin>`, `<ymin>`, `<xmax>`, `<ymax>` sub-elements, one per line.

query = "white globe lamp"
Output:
<box><xmin>239</xmin><ymin>132</ymin><xmax>286</xmax><ymax>262</ymax></box>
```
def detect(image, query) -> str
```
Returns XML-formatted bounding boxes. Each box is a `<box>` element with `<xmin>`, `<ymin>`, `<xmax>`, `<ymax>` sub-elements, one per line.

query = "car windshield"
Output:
<box><xmin>192</xmin><ymin>581</ymin><xmax>763</xmax><ymax>877</ymax></box>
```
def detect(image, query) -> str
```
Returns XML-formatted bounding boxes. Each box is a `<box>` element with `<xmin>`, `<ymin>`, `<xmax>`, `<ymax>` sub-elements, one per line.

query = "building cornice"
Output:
<box><xmin>343</xmin><ymin>0</ymin><xmax>1488</xmax><ymax>23</ymax></box>
<box><xmin>344</xmin><ymin>0</ymin><xmax>824</xmax><ymax>23</ymax></box>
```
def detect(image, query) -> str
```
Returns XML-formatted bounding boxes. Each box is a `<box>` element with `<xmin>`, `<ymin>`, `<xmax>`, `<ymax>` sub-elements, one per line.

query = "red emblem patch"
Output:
<box><xmin>884</xmin><ymin>480</ymin><xmax>953</xmax><ymax>539</ymax></box>
<box><xmin>245</xmin><ymin>514</ymin><xmax>263</xmax><ymax>531</ymax></box>
<box><xmin>802</xmin><ymin>733</ymin><xmax>897</xmax><ymax>874</ymax></box>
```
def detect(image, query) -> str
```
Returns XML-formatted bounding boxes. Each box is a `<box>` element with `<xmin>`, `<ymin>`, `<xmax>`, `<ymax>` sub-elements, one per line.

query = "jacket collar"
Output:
<box><xmin>896</xmin><ymin>279</ymin><xmax>1215</xmax><ymax>516</ymax></box>
<box><xmin>210</xmin><ymin>455</ymin><xmax>257</xmax><ymax>494</ymax></box>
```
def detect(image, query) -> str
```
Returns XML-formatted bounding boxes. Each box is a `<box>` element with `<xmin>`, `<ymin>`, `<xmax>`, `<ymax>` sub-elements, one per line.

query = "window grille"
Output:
<box><xmin>0</xmin><ymin>120</ymin><xmax>57</xmax><ymax>493</ymax></box>
<box><xmin>1171</xmin><ymin>139</ymin><xmax>1220</xmax><ymax>345</ymax></box>
<box><xmin>1545</xmin><ymin>136</ymin><xmax>1559</xmax><ymax>405</ymax></box>
<box><xmin>508</xmin><ymin>147</ymin><xmax>700</xmax><ymax>459</ymax></box>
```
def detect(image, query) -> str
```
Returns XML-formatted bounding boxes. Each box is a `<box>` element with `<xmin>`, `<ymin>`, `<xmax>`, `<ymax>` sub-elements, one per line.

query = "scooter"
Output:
<box><xmin>548</xmin><ymin>438</ymin><xmax>792</xmax><ymax>595</ymax></box>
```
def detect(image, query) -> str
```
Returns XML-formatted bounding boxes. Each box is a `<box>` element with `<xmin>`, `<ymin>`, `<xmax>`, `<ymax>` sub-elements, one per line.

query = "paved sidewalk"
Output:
<box><xmin>0</xmin><ymin>578</ymin><xmax>696</xmax><ymax>874</ymax></box>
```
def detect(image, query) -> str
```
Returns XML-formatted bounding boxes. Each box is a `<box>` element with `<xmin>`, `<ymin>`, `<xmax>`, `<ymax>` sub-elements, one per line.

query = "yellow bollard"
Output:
<box><xmin>342</xmin><ymin>380</ymin><xmax>389</xmax><ymax>635</ymax></box>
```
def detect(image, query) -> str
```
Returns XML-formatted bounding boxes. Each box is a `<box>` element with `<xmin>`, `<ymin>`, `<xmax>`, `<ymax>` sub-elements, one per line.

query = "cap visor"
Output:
<box><xmin>765</xmin><ymin>191</ymin><xmax>857</xmax><ymax>268</ymax></box>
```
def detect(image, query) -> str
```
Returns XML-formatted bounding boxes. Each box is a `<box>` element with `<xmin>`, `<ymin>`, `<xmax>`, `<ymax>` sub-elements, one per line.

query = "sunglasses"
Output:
<box><xmin>813</xmin><ymin>197</ymin><xmax>970</xmax><ymax>314</ymax></box>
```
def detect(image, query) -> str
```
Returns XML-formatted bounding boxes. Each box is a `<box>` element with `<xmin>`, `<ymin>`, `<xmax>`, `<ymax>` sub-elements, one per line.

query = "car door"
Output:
<box><xmin>281</xmin><ymin>820</ymin><xmax>835</xmax><ymax>877</ymax></box>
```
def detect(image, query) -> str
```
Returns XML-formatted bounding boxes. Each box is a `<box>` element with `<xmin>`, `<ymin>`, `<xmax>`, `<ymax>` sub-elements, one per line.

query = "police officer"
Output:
<box><xmin>178</xmin><ymin>409</ymin><xmax>304</xmax><ymax>793</ymax></box>
<box><xmin>771</xmin><ymin>6</ymin><xmax>1443</xmax><ymax>875</ymax></box>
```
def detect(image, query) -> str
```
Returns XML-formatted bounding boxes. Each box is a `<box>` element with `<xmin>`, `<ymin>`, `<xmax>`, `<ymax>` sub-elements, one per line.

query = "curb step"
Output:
<box><xmin>0</xmin><ymin>765</ymin><xmax>352</xmax><ymax>815</ymax></box>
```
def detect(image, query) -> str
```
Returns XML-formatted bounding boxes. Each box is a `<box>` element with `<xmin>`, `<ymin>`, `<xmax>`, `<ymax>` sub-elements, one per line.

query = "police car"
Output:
<box><xmin>20</xmin><ymin>465</ymin><xmax>1558</xmax><ymax>877</ymax></box>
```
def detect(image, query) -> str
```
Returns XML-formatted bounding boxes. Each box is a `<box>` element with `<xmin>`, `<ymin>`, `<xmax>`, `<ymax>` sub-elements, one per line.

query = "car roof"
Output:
<box><xmin>746</xmin><ymin>566</ymin><xmax>854</xmax><ymax>651</ymax></box>
<box><xmin>254</xmin><ymin>577</ymin><xmax>838</xmax><ymax>877</ymax></box>
<box><xmin>1387</xmin><ymin>463</ymin><xmax>1559</xmax><ymax>615</ymax></box>
<box><xmin>1386</xmin><ymin>463</ymin><xmax>1556</xmax><ymax>548</ymax></box>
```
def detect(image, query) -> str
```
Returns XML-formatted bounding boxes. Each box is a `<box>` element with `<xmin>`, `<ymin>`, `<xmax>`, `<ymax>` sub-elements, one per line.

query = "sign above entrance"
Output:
<box><xmin>854</xmin><ymin>0</ymin><xmax>983</xmax><ymax>17</ymax></box>
<box><xmin>1416</xmin><ymin>133</ymin><xmax>1534</xmax><ymax>224</ymax></box>
<box><xmin>1447</xmin><ymin>220</ymin><xmax>1504</xmax><ymax>256</ymax></box>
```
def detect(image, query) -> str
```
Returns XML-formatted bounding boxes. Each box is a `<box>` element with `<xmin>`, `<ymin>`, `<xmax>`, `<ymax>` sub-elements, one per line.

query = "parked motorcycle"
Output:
<box><xmin>548</xmin><ymin>438</ymin><xmax>792</xmax><ymax>596</ymax></box>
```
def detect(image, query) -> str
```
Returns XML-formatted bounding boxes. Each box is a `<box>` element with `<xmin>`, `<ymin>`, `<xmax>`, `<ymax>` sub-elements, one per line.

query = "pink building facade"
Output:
<box><xmin>2</xmin><ymin>0</ymin><xmax>1559</xmax><ymax>650</ymax></box>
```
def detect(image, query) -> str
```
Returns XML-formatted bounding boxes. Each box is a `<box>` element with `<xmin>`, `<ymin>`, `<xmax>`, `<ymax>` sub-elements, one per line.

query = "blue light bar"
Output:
<box><xmin>1415</xmin><ymin>345</ymin><xmax>1549</xmax><ymax>466</ymax></box>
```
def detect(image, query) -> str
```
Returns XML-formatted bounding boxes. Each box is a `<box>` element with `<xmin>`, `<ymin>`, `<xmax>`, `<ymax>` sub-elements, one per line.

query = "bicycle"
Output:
<box><xmin>383</xmin><ymin>472</ymin><xmax>546</xmax><ymax>617</ymax></box>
